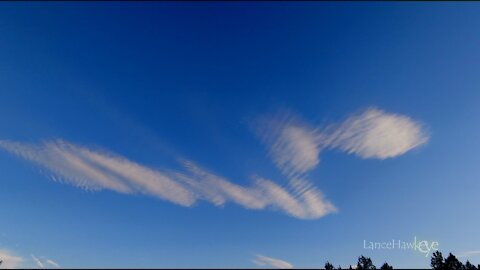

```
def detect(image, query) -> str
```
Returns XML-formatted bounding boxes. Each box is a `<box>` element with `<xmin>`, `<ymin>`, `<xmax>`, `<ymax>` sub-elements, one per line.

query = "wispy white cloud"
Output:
<box><xmin>253</xmin><ymin>254</ymin><xmax>293</xmax><ymax>269</ymax></box>
<box><xmin>176</xmin><ymin>160</ymin><xmax>267</xmax><ymax>209</ymax></box>
<box><xmin>31</xmin><ymin>255</ymin><xmax>44</xmax><ymax>268</ymax></box>
<box><xmin>30</xmin><ymin>255</ymin><xmax>60</xmax><ymax>269</ymax></box>
<box><xmin>0</xmin><ymin>139</ymin><xmax>336</xmax><ymax>219</ymax></box>
<box><xmin>254</xmin><ymin>111</ymin><xmax>323</xmax><ymax>178</ymax></box>
<box><xmin>0</xmin><ymin>140</ymin><xmax>196</xmax><ymax>207</ymax></box>
<box><xmin>0</xmin><ymin>107</ymin><xmax>426</xmax><ymax>220</ymax></box>
<box><xmin>254</xmin><ymin>177</ymin><xmax>336</xmax><ymax>219</ymax></box>
<box><xmin>178</xmin><ymin>162</ymin><xmax>336</xmax><ymax>219</ymax></box>
<box><xmin>274</xmin><ymin>125</ymin><xmax>321</xmax><ymax>177</ymax></box>
<box><xmin>457</xmin><ymin>250</ymin><xmax>480</xmax><ymax>258</ymax></box>
<box><xmin>0</xmin><ymin>249</ymin><xmax>59</xmax><ymax>269</ymax></box>
<box><xmin>0</xmin><ymin>249</ymin><xmax>23</xmax><ymax>269</ymax></box>
<box><xmin>255</xmin><ymin>107</ymin><xmax>429</xmax><ymax>176</ymax></box>
<box><xmin>328</xmin><ymin>108</ymin><xmax>429</xmax><ymax>159</ymax></box>
<box><xmin>76</xmin><ymin>146</ymin><xmax>196</xmax><ymax>206</ymax></box>
<box><xmin>45</xmin><ymin>259</ymin><xmax>60</xmax><ymax>268</ymax></box>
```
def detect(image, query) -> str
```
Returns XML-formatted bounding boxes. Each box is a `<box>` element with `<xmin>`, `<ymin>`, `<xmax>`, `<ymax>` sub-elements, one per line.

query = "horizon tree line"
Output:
<box><xmin>324</xmin><ymin>251</ymin><xmax>479</xmax><ymax>270</ymax></box>
<box><xmin>0</xmin><ymin>250</ymin><xmax>477</xmax><ymax>269</ymax></box>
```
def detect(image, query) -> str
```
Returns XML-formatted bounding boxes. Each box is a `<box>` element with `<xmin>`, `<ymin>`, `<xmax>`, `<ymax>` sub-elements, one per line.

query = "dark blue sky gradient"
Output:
<box><xmin>1</xmin><ymin>2</ymin><xmax>480</xmax><ymax>268</ymax></box>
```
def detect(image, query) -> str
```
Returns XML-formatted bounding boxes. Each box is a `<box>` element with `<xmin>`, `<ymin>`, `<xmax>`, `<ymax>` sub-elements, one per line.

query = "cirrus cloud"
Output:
<box><xmin>0</xmin><ymin>139</ymin><xmax>336</xmax><ymax>219</ymax></box>
<box><xmin>0</xmin><ymin>249</ymin><xmax>23</xmax><ymax>269</ymax></box>
<box><xmin>328</xmin><ymin>108</ymin><xmax>429</xmax><ymax>159</ymax></box>
<box><xmin>253</xmin><ymin>254</ymin><xmax>293</xmax><ymax>269</ymax></box>
<box><xmin>456</xmin><ymin>250</ymin><xmax>480</xmax><ymax>258</ymax></box>
<box><xmin>0</xmin><ymin>107</ymin><xmax>427</xmax><ymax>220</ymax></box>
<box><xmin>31</xmin><ymin>255</ymin><xmax>60</xmax><ymax>268</ymax></box>
<box><xmin>255</xmin><ymin>107</ymin><xmax>429</xmax><ymax>176</ymax></box>
<box><xmin>254</xmin><ymin>111</ymin><xmax>323</xmax><ymax>178</ymax></box>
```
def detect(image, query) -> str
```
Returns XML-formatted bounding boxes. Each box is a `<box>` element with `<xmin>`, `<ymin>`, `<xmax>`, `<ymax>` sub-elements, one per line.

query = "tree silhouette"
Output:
<box><xmin>444</xmin><ymin>253</ymin><xmax>464</xmax><ymax>269</ymax></box>
<box><xmin>429</xmin><ymin>251</ymin><xmax>480</xmax><ymax>270</ymax></box>
<box><xmin>325</xmin><ymin>261</ymin><xmax>335</xmax><ymax>270</ymax></box>
<box><xmin>380</xmin><ymin>262</ymin><xmax>393</xmax><ymax>270</ymax></box>
<box><xmin>431</xmin><ymin>251</ymin><xmax>445</xmax><ymax>270</ymax></box>
<box><xmin>319</xmin><ymin>251</ymin><xmax>478</xmax><ymax>270</ymax></box>
<box><xmin>465</xmin><ymin>260</ymin><xmax>478</xmax><ymax>270</ymax></box>
<box><xmin>357</xmin><ymin>255</ymin><xmax>376</xmax><ymax>270</ymax></box>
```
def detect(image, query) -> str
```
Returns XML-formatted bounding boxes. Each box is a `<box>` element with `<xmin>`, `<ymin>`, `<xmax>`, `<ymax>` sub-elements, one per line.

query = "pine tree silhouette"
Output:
<box><xmin>357</xmin><ymin>255</ymin><xmax>376</xmax><ymax>270</ymax></box>
<box><xmin>431</xmin><ymin>251</ymin><xmax>445</xmax><ymax>270</ymax></box>
<box><xmin>444</xmin><ymin>253</ymin><xmax>464</xmax><ymax>269</ymax></box>
<box><xmin>380</xmin><ymin>262</ymin><xmax>393</xmax><ymax>270</ymax></box>
<box><xmin>325</xmin><ymin>261</ymin><xmax>335</xmax><ymax>270</ymax></box>
<box><xmin>319</xmin><ymin>251</ymin><xmax>476</xmax><ymax>270</ymax></box>
<box><xmin>465</xmin><ymin>260</ymin><xmax>478</xmax><ymax>270</ymax></box>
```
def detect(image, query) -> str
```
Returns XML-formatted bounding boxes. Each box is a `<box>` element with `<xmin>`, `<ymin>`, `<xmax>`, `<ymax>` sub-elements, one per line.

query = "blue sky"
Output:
<box><xmin>1</xmin><ymin>2</ymin><xmax>480</xmax><ymax>269</ymax></box>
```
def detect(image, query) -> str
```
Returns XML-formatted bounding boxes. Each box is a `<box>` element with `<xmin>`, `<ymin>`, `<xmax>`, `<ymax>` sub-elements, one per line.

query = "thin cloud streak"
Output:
<box><xmin>31</xmin><ymin>255</ymin><xmax>44</xmax><ymax>268</ymax></box>
<box><xmin>32</xmin><ymin>256</ymin><xmax>60</xmax><ymax>268</ymax></box>
<box><xmin>0</xmin><ymin>140</ymin><xmax>195</xmax><ymax>206</ymax></box>
<box><xmin>457</xmin><ymin>250</ymin><xmax>480</xmax><ymax>258</ymax></box>
<box><xmin>45</xmin><ymin>259</ymin><xmax>60</xmax><ymax>268</ymax></box>
<box><xmin>254</xmin><ymin>177</ymin><xmax>336</xmax><ymax>219</ymax></box>
<box><xmin>179</xmin><ymin>162</ymin><xmax>336</xmax><ymax>219</ymax></box>
<box><xmin>253</xmin><ymin>254</ymin><xmax>293</xmax><ymax>269</ymax></box>
<box><xmin>0</xmin><ymin>139</ymin><xmax>336</xmax><ymax>219</ymax></box>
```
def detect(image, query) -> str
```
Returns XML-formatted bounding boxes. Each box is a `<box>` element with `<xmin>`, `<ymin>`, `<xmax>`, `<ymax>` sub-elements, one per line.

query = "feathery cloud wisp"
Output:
<box><xmin>0</xmin><ymin>107</ymin><xmax>426</xmax><ymax>220</ymax></box>
<box><xmin>254</xmin><ymin>111</ymin><xmax>322</xmax><ymax>178</ymax></box>
<box><xmin>256</xmin><ymin>107</ymin><xmax>429</xmax><ymax>176</ymax></box>
<box><xmin>0</xmin><ymin>249</ymin><xmax>23</xmax><ymax>269</ymax></box>
<box><xmin>328</xmin><ymin>108</ymin><xmax>429</xmax><ymax>159</ymax></box>
<box><xmin>253</xmin><ymin>254</ymin><xmax>293</xmax><ymax>269</ymax></box>
<box><xmin>176</xmin><ymin>161</ymin><xmax>336</xmax><ymax>219</ymax></box>
<box><xmin>30</xmin><ymin>255</ymin><xmax>60</xmax><ymax>269</ymax></box>
<box><xmin>0</xmin><ymin>139</ymin><xmax>336</xmax><ymax>219</ymax></box>
<box><xmin>0</xmin><ymin>139</ymin><xmax>196</xmax><ymax>206</ymax></box>
<box><xmin>45</xmin><ymin>259</ymin><xmax>60</xmax><ymax>268</ymax></box>
<box><xmin>31</xmin><ymin>255</ymin><xmax>44</xmax><ymax>268</ymax></box>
